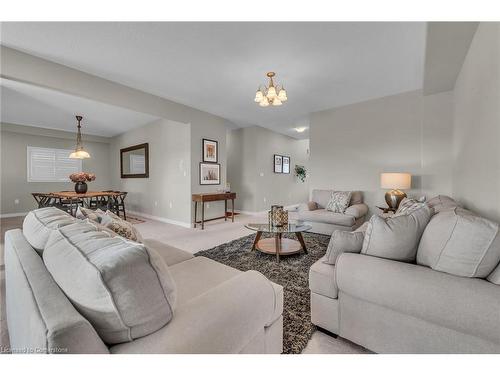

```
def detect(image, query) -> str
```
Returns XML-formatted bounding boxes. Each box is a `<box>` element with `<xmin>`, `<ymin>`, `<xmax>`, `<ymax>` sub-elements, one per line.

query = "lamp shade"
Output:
<box><xmin>380</xmin><ymin>173</ymin><xmax>411</xmax><ymax>190</ymax></box>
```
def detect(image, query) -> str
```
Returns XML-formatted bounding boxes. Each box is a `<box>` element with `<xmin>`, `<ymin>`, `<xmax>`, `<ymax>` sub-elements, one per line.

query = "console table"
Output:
<box><xmin>192</xmin><ymin>192</ymin><xmax>236</xmax><ymax>229</ymax></box>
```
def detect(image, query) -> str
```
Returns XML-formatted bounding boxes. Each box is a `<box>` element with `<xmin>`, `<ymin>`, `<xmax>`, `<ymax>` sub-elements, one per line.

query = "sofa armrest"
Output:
<box><xmin>344</xmin><ymin>203</ymin><xmax>368</xmax><ymax>218</ymax></box>
<box><xmin>142</xmin><ymin>238</ymin><xmax>194</xmax><ymax>266</ymax></box>
<box><xmin>110</xmin><ymin>270</ymin><xmax>282</xmax><ymax>354</ymax></box>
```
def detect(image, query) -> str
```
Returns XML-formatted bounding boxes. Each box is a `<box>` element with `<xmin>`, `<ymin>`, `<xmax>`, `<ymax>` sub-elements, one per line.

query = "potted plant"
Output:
<box><xmin>294</xmin><ymin>165</ymin><xmax>307</xmax><ymax>183</ymax></box>
<box><xmin>69</xmin><ymin>172</ymin><xmax>96</xmax><ymax>194</ymax></box>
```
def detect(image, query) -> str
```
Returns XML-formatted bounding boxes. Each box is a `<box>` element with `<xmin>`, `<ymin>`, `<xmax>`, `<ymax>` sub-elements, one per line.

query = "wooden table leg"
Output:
<box><xmin>296</xmin><ymin>232</ymin><xmax>308</xmax><ymax>254</ymax></box>
<box><xmin>201</xmin><ymin>201</ymin><xmax>205</xmax><ymax>230</ymax></box>
<box><xmin>194</xmin><ymin>201</ymin><xmax>198</xmax><ymax>228</ymax></box>
<box><xmin>224</xmin><ymin>199</ymin><xmax>227</xmax><ymax>221</ymax></box>
<box><xmin>231</xmin><ymin>199</ymin><xmax>235</xmax><ymax>222</ymax></box>
<box><xmin>252</xmin><ymin>231</ymin><xmax>262</xmax><ymax>251</ymax></box>
<box><xmin>275</xmin><ymin>233</ymin><xmax>281</xmax><ymax>262</ymax></box>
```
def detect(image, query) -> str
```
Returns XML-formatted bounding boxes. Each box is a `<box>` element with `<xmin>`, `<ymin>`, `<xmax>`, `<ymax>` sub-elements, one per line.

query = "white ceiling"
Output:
<box><xmin>0</xmin><ymin>79</ymin><xmax>159</xmax><ymax>137</ymax></box>
<box><xmin>1</xmin><ymin>22</ymin><xmax>426</xmax><ymax>139</ymax></box>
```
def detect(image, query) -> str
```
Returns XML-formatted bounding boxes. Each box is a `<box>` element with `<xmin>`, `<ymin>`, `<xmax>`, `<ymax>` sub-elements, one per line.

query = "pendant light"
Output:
<box><xmin>69</xmin><ymin>115</ymin><xmax>91</xmax><ymax>159</ymax></box>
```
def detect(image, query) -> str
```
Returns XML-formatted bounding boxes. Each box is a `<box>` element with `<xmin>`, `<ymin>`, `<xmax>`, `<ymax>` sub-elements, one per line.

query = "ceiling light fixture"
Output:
<box><xmin>69</xmin><ymin>115</ymin><xmax>91</xmax><ymax>159</ymax></box>
<box><xmin>295</xmin><ymin>127</ymin><xmax>308</xmax><ymax>133</ymax></box>
<box><xmin>254</xmin><ymin>72</ymin><xmax>287</xmax><ymax>107</ymax></box>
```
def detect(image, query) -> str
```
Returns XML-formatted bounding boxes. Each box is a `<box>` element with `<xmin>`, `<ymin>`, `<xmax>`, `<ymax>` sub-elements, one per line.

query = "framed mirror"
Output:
<box><xmin>120</xmin><ymin>143</ymin><xmax>149</xmax><ymax>178</ymax></box>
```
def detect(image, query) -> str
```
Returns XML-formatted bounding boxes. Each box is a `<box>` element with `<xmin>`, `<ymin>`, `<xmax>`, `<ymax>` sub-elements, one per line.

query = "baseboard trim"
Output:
<box><xmin>127</xmin><ymin>210</ymin><xmax>192</xmax><ymax>228</ymax></box>
<box><xmin>0</xmin><ymin>212</ymin><xmax>28</xmax><ymax>219</ymax></box>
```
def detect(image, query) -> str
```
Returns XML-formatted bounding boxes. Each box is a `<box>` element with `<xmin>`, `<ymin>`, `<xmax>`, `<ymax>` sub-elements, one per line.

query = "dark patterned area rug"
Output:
<box><xmin>196</xmin><ymin>231</ymin><xmax>330</xmax><ymax>354</ymax></box>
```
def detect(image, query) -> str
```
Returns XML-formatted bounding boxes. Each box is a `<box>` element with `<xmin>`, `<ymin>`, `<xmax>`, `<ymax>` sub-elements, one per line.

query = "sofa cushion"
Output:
<box><xmin>298</xmin><ymin>209</ymin><xmax>356</xmax><ymax>227</ymax></box>
<box><xmin>487</xmin><ymin>263</ymin><xmax>500</xmax><ymax>285</ymax></box>
<box><xmin>361</xmin><ymin>205</ymin><xmax>432</xmax><ymax>262</ymax></box>
<box><xmin>325</xmin><ymin>191</ymin><xmax>352</xmax><ymax>214</ymax></box>
<box><xmin>324</xmin><ymin>229</ymin><xmax>365</xmax><ymax>265</ymax></box>
<box><xmin>427</xmin><ymin>195</ymin><xmax>459</xmax><ymax>213</ymax></box>
<box><xmin>171</xmin><ymin>256</ymin><xmax>283</xmax><ymax>324</ymax></box>
<box><xmin>43</xmin><ymin>222</ymin><xmax>177</xmax><ymax>345</ymax></box>
<box><xmin>23</xmin><ymin>207</ymin><xmax>76</xmax><ymax>254</ymax></box>
<box><xmin>336</xmin><ymin>253</ymin><xmax>500</xmax><ymax>346</ymax></box>
<box><xmin>395</xmin><ymin>197</ymin><xmax>428</xmax><ymax>216</ymax></box>
<box><xmin>417</xmin><ymin>207</ymin><xmax>500</xmax><ymax>278</ymax></box>
<box><xmin>104</xmin><ymin>210</ymin><xmax>143</xmax><ymax>243</ymax></box>
<box><xmin>309</xmin><ymin>256</ymin><xmax>338</xmax><ymax>298</ymax></box>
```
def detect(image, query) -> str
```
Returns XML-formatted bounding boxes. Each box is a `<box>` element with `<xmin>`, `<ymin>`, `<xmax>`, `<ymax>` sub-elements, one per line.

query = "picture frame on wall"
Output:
<box><xmin>200</xmin><ymin>162</ymin><xmax>221</xmax><ymax>185</ymax></box>
<box><xmin>282</xmin><ymin>156</ymin><xmax>290</xmax><ymax>174</ymax></box>
<box><xmin>202</xmin><ymin>138</ymin><xmax>218</xmax><ymax>163</ymax></box>
<box><xmin>274</xmin><ymin>154</ymin><xmax>283</xmax><ymax>173</ymax></box>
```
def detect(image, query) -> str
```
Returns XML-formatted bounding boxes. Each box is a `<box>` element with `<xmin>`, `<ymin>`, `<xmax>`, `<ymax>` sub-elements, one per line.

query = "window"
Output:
<box><xmin>27</xmin><ymin>146</ymin><xmax>82</xmax><ymax>182</ymax></box>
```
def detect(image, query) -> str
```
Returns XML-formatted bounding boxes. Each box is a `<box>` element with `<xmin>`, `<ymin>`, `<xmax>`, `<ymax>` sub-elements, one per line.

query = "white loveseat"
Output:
<box><xmin>5</xmin><ymin>207</ymin><xmax>283</xmax><ymax>354</ymax></box>
<box><xmin>298</xmin><ymin>190</ymin><xmax>368</xmax><ymax>235</ymax></box>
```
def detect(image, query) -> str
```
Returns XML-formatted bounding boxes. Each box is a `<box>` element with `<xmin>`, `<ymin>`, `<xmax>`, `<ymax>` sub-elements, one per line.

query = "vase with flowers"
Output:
<box><xmin>69</xmin><ymin>172</ymin><xmax>96</xmax><ymax>194</ymax></box>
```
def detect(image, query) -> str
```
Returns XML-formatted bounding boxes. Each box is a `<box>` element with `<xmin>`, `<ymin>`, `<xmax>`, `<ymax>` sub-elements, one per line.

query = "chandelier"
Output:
<box><xmin>69</xmin><ymin>115</ymin><xmax>91</xmax><ymax>159</ymax></box>
<box><xmin>254</xmin><ymin>72</ymin><xmax>288</xmax><ymax>107</ymax></box>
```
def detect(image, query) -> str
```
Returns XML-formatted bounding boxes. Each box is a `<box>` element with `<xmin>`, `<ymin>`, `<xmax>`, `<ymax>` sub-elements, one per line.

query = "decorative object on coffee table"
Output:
<box><xmin>268</xmin><ymin>205</ymin><xmax>288</xmax><ymax>227</ymax></box>
<box><xmin>294</xmin><ymin>164</ymin><xmax>307</xmax><ymax>182</ymax></box>
<box><xmin>69</xmin><ymin>172</ymin><xmax>96</xmax><ymax>194</ymax></box>
<box><xmin>380</xmin><ymin>172</ymin><xmax>411</xmax><ymax>210</ymax></box>
<box><xmin>202</xmin><ymin>138</ymin><xmax>218</xmax><ymax>163</ymax></box>
<box><xmin>245</xmin><ymin>222</ymin><xmax>311</xmax><ymax>262</ymax></box>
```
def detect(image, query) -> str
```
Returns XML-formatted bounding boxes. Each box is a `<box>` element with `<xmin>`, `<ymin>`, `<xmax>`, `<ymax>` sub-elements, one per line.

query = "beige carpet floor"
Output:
<box><xmin>0</xmin><ymin>213</ymin><xmax>368</xmax><ymax>354</ymax></box>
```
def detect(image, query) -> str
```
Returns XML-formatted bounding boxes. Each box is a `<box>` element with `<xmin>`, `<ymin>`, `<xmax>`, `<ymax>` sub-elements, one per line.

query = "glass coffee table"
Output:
<box><xmin>245</xmin><ymin>223</ymin><xmax>312</xmax><ymax>262</ymax></box>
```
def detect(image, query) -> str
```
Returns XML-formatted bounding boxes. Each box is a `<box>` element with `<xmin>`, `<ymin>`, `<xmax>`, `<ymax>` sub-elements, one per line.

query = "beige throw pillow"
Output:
<box><xmin>324</xmin><ymin>225</ymin><xmax>366</xmax><ymax>265</ymax></box>
<box><xmin>104</xmin><ymin>210</ymin><xmax>143</xmax><ymax>243</ymax></box>
<box><xmin>325</xmin><ymin>191</ymin><xmax>352</xmax><ymax>214</ymax></box>
<box><xmin>362</xmin><ymin>205</ymin><xmax>432</xmax><ymax>262</ymax></box>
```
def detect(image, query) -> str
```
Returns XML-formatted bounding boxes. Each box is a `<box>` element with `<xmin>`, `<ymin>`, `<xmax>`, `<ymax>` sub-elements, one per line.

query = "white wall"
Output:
<box><xmin>110</xmin><ymin>119</ymin><xmax>191</xmax><ymax>225</ymax></box>
<box><xmin>1</xmin><ymin>123</ymin><xmax>111</xmax><ymax>215</ymax></box>
<box><xmin>452</xmin><ymin>23</ymin><xmax>500</xmax><ymax>222</ymax></box>
<box><xmin>310</xmin><ymin>89</ymin><xmax>454</xmax><ymax>215</ymax></box>
<box><xmin>227</xmin><ymin>126</ymin><xmax>309</xmax><ymax>213</ymax></box>
<box><xmin>1</xmin><ymin>46</ymin><xmax>231</xmax><ymax>224</ymax></box>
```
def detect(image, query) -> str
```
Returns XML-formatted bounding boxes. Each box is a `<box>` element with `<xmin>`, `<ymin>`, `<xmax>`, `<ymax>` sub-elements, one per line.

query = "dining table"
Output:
<box><xmin>33</xmin><ymin>191</ymin><xmax>123</xmax><ymax>216</ymax></box>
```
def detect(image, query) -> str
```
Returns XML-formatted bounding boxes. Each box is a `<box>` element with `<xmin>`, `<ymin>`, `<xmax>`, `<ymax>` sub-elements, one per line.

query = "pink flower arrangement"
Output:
<box><xmin>69</xmin><ymin>172</ymin><xmax>96</xmax><ymax>183</ymax></box>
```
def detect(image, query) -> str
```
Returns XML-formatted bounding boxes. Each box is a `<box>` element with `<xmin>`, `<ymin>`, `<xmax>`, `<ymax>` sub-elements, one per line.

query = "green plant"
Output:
<box><xmin>294</xmin><ymin>165</ymin><xmax>307</xmax><ymax>182</ymax></box>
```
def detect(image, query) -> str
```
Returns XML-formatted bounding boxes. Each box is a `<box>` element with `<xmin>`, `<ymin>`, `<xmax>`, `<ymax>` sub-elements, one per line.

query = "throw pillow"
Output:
<box><xmin>361</xmin><ymin>204</ymin><xmax>432</xmax><ymax>262</ymax></box>
<box><xmin>307</xmin><ymin>201</ymin><xmax>318</xmax><ymax>211</ymax></box>
<box><xmin>104</xmin><ymin>210</ymin><xmax>143</xmax><ymax>243</ymax></box>
<box><xmin>427</xmin><ymin>195</ymin><xmax>459</xmax><ymax>213</ymax></box>
<box><xmin>75</xmin><ymin>206</ymin><xmax>101</xmax><ymax>223</ymax></box>
<box><xmin>324</xmin><ymin>226</ymin><xmax>366</xmax><ymax>265</ymax></box>
<box><xmin>325</xmin><ymin>191</ymin><xmax>352</xmax><ymax>214</ymax></box>
<box><xmin>417</xmin><ymin>207</ymin><xmax>500</xmax><ymax>278</ymax></box>
<box><xmin>395</xmin><ymin>197</ymin><xmax>429</xmax><ymax>216</ymax></box>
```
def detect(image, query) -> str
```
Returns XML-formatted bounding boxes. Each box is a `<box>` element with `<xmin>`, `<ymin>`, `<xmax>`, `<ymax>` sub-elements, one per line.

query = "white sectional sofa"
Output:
<box><xmin>298</xmin><ymin>190</ymin><xmax>368</xmax><ymax>235</ymax></box>
<box><xmin>309</xmin><ymin>197</ymin><xmax>500</xmax><ymax>353</ymax></box>
<box><xmin>5</xmin><ymin>207</ymin><xmax>283</xmax><ymax>354</ymax></box>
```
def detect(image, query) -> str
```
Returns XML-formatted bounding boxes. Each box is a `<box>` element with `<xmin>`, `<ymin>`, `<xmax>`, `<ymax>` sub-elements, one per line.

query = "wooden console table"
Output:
<box><xmin>192</xmin><ymin>192</ymin><xmax>236</xmax><ymax>230</ymax></box>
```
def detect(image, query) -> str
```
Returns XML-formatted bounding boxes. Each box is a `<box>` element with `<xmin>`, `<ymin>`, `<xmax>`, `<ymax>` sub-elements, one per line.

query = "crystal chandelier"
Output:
<box><xmin>254</xmin><ymin>72</ymin><xmax>288</xmax><ymax>107</ymax></box>
<box><xmin>69</xmin><ymin>115</ymin><xmax>91</xmax><ymax>159</ymax></box>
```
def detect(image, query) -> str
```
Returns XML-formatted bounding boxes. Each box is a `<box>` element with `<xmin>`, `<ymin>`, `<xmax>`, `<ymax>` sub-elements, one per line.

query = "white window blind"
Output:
<box><xmin>27</xmin><ymin>147</ymin><xmax>83</xmax><ymax>182</ymax></box>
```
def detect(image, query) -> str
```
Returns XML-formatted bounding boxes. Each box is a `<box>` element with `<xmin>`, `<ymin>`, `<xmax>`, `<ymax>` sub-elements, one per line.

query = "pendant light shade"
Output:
<box><xmin>69</xmin><ymin>115</ymin><xmax>91</xmax><ymax>159</ymax></box>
